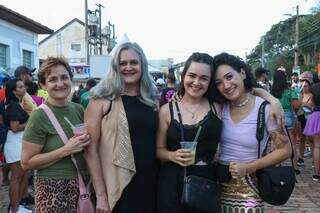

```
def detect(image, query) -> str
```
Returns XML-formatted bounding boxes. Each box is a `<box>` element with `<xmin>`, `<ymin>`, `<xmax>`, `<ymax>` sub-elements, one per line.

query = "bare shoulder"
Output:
<box><xmin>86</xmin><ymin>98</ymin><xmax>111</xmax><ymax>117</ymax></box>
<box><xmin>159</xmin><ymin>102</ymin><xmax>171</xmax><ymax>123</ymax></box>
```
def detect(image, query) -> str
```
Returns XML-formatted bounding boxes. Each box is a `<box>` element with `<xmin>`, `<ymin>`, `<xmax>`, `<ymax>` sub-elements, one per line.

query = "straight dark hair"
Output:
<box><xmin>5</xmin><ymin>78</ymin><xmax>21</xmax><ymax>104</ymax></box>
<box><xmin>271</xmin><ymin>71</ymin><xmax>288</xmax><ymax>98</ymax></box>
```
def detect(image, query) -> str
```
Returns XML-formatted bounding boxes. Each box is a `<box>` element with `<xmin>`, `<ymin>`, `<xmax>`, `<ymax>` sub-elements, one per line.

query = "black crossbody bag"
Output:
<box><xmin>255</xmin><ymin>101</ymin><xmax>296</xmax><ymax>206</ymax></box>
<box><xmin>174</xmin><ymin>102</ymin><xmax>221</xmax><ymax>212</ymax></box>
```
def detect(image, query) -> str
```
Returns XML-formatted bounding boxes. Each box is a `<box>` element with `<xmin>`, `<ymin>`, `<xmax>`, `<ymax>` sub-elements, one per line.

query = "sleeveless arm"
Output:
<box><xmin>84</xmin><ymin>98</ymin><xmax>111</xmax><ymax>211</ymax></box>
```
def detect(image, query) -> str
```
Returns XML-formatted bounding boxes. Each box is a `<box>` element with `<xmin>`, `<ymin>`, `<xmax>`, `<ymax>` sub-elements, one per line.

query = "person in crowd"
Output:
<box><xmin>25</xmin><ymin>82</ymin><xmax>45</xmax><ymax>106</ymax></box>
<box><xmin>255</xmin><ymin>67</ymin><xmax>271</xmax><ymax>92</ymax></box>
<box><xmin>296</xmin><ymin>72</ymin><xmax>314</xmax><ymax>167</ymax></box>
<box><xmin>21</xmin><ymin>57</ymin><xmax>90</xmax><ymax>213</ymax></box>
<box><xmin>0</xmin><ymin>77</ymin><xmax>9</xmax><ymax>186</ymax></box>
<box><xmin>156</xmin><ymin>78</ymin><xmax>166</xmax><ymax>94</ymax></box>
<box><xmin>291</xmin><ymin>72</ymin><xmax>300</xmax><ymax>92</ymax></box>
<box><xmin>303</xmin><ymin>82</ymin><xmax>320</xmax><ymax>181</ymax></box>
<box><xmin>156</xmin><ymin>52</ymin><xmax>222</xmax><ymax>213</ymax></box>
<box><xmin>212</xmin><ymin>53</ymin><xmax>291</xmax><ymax>212</ymax></box>
<box><xmin>156</xmin><ymin>52</ymin><xmax>284</xmax><ymax>213</ymax></box>
<box><xmin>271</xmin><ymin>70</ymin><xmax>300</xmax><ymax>174</ymax></box>
<box><xmin>80</xmin><ymin>78</ymin><xmax>97</xmax><ymax>109</ymax></box>
<box><xmin>14</xmin><ymin>66</ymin><xmax>37</xmax><ymax>114</ymax></box>
<box><xmin>0</xmin><ymin>77</ymin><xmax>10</xmax><ymax>102</ymax></box>
<box><xmin>85</xmin><ymin>42</ymin><xmax>159</xmax><ymax>213</ymax></box>
<box><xmin>0</xmin><ymin>99</ymin><xmax>9</xmax><ymax>187</ymax></box>
<box><xmin>71</xmin><ymin>84</ymin><xmax>84</xmax><ymax>103</ymax></box>
<box><xmin>37</xmin><ymin>85</ymin><xmax>48</xmax><ymax>100</ymax></box>
<box><xmin>159</xmin><ymin>72</ymin><xmax>176</xmax><ymax>106</ymax></box>
<box><xmin>3</xmin><ymin>79</ymin><xmax>31</xmax><ymax>213</ymax></box>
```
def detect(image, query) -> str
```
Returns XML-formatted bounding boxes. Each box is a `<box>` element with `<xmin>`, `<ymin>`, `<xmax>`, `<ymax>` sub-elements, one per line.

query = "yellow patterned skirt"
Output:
<box><xmin>221</xmin><ymin>175</ymin><xmax>264</xmax><ymax>213</ymax></box>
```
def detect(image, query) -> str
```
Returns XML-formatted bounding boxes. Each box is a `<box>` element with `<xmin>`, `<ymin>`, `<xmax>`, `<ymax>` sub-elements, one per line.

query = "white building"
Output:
<box><xmin>0</xmin><ymin>5</ymin><xmax>53</xmax><ymax>76</ymax></box>
<box><xmin>39</xmin><ymin>18</ymin><xmax>87</xmax><ymax>66</ymax></box>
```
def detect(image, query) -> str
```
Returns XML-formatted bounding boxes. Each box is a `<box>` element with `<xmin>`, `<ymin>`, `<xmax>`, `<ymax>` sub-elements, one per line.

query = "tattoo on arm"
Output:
<box><xmin>269</xmin><ymin>128</ymin><xmax>288</xmax><ymax>149</ymax></box>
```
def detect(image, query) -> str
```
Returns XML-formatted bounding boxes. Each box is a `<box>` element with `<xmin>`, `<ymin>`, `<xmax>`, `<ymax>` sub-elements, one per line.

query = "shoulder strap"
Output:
<box><xmin>174</xmin><ymin>101</ymin><xmax>185</xmax><ymax>141</ymax></box>
<box><xmin>256</xmin><ymin>101</ymin><xmax>268</xmax><ymax>159</ymax></box>
<box><xmin>305</xmin><ymin>96</ymin><xmax>312</xmax><ymax>104</ymax></box>
<box><xmin>210</xmin><ymin>103</ymin><xmax>218</xmax><ymax>115</ymax></box>
<box><xmin>39</xmin><ymin>104</ymin><xmax>90</xmax><ymax>195</ymax></box>
<box><xmin>39</xmin><ymin>104</ymin><xmax>81</xmax><ymax>172</ymax></box>
<box><xmin>256</xmin><ymin>101</ymin><xmax>295</xmax><ymax>167</ymax></box>
<box><xmin>169</xmin><ymin>101</ymin><xmax>174</xmax><ymax>123</ymax></box>
<box><xmin>39</xmin><ymin>104</ymin><xmax>69</xmax><ymax>143</ymax></box>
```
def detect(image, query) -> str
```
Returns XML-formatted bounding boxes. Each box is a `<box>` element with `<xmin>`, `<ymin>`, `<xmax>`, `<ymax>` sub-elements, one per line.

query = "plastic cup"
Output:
<box><xmin>180</xmin><ymin>141</ymin><xmax>197</xmax><ymax>164</ymax></box>
<box><xmin>72</xmin><ymin>123</ymin><xmax>87</xmax><ymax>137</ymax></box>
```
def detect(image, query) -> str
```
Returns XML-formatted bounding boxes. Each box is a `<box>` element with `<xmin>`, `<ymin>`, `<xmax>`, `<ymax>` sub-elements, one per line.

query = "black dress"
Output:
<box><xmin>158</xmin><ymin>102</ymin><xmax>222</xmax><ymax>213</ymax></box>
<box><xmin>113</xmin><ymin>95</ymin><xmax>159</xmax><ymax>213</ymax></box>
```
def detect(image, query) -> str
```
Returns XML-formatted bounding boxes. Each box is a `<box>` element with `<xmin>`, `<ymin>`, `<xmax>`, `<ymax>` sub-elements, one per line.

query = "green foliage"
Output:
<box><xmin>247</xmin><ymin>2</ymin><xmax>320</xmax><ymax>75</ymax></box>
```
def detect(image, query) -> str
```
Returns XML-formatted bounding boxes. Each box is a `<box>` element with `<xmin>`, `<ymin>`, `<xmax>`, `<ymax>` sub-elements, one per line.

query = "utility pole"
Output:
<box><xmin>262</xmin><ymin>36</ymin><xmax>265</xmax><ymax>68</ymax></box>
<box><xmin>85</xmin><ymin>0</ymin><xmax>89</xmax><ymax>65</ymax></box>
<box><xmin>96</xmin><ymin>3</ymin><xmax>104</xmax><ymax>55</ymax></box>
<box><xmin>294</xmin><ymin>5</ymin><xmax>299</xmax><ymax>68</ymax></box>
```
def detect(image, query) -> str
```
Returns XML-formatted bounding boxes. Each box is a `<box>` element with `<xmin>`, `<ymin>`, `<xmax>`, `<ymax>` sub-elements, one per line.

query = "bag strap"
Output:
<box><xmin>256</xmin><ymin>101</ymin><xmax>295</xmax><ymax>167</ymax></box>
<box><xmin>256</xmin><ymin>101</ymin><xmax>268</xmax><ymax>158</ymax></box>
<box><xmin>39</xmin><ymin>104</ymin><xmax>90</xmax><ymax>196</ymax></box>
<box><xmin>174</xmin><ymin>101</ymin><xmax>185</xmax><ymax>141</ymax></box>
<box><xmin>174</xmin><ymin>101</ymin><xmax>203</xmax><ymax>180</ymax></box>
<box><xmin>169</xmin><ymin>101</ymin><xmax>174</xmax><ymax>123</ymax></box>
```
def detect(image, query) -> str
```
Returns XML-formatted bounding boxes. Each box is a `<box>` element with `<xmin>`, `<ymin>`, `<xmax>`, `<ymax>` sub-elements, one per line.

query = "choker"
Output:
<box><xmin>231</xmin><ymin>95</ymin><xmax>250</xmax><ymax>107</ymax></box>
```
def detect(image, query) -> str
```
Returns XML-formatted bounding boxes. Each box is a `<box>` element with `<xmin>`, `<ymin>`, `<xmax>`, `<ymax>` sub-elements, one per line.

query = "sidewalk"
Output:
<box><xmin>265</xmin><ymin>156</ymin><xmax>320</xmax><ymax>213</ymax></box>
<box><xmin>1</xmin><ymin>156</ymin><xmax>319</xmax><ymax>212</ymax></box>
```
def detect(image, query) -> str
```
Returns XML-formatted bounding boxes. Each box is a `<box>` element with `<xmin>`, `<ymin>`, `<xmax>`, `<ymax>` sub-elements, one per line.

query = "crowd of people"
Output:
<box><xmin>0</xmin><ymin>41</ymin><xmax>320</xmax><ymax>213</ymax></box>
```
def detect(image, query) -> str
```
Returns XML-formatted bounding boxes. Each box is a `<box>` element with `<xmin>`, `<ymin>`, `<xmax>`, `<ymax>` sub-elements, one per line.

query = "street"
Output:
<box><xmin>1</xmin><ymin>156</ymin><xmax>319</xmax><ymax>212</ymax></box>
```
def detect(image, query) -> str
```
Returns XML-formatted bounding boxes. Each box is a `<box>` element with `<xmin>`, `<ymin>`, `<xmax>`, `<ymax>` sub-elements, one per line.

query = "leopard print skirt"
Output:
<box><xmin>35</xmin><ymin>177</ymin><xmax>80</xmax><ymax>213</ymax></box>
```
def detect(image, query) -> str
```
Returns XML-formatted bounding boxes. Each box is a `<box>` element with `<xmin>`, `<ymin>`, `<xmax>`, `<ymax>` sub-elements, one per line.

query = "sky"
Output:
<box><xmin>0</xmin><ymin>0</ymin><xmax>318</xmax><ymax>63</ymax></box>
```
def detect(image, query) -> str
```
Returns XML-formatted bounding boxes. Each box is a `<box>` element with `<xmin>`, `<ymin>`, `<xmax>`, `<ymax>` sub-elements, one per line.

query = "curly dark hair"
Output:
<box><xmin>212</xmin><ymin>52</ymin><xmax>256</xmax><ymax>103</ymax></box>
<box><xmin>177</xmin><ymin>52</ymin><xmax>215</xmax><ymax>103</ymax></box>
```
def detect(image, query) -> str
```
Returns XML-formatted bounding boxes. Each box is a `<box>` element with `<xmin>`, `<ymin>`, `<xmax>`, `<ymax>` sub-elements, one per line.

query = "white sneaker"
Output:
<box><xmin>17</xmin><ymin>205</ymin><xmax>32</xmax><ymax>213</ymax></box>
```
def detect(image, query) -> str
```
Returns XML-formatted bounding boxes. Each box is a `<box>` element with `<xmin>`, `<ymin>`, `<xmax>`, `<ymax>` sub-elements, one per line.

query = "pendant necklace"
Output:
<box><xmin>182</xmin><ymin>102</ymin><xmax>202</xmax><ymax>119</ymax></box>
<box><xmin>231</xmin><ymin>95</ymin><xmax>250</xmax><ymax>107</ymax></box>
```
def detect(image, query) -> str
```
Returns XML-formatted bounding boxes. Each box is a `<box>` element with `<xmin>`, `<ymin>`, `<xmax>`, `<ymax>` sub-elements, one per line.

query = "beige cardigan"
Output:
<box><xmin>99</xmin><ymin>97</ymin><xmax>136</xmax><ymax>210</ymax></box>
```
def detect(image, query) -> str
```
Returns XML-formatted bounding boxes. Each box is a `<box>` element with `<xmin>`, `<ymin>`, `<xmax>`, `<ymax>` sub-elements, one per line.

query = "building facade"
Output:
<box><xmin>0</xmin><ymin>5</ymin><xmax>53</xmax><ymax>76</ymax></box>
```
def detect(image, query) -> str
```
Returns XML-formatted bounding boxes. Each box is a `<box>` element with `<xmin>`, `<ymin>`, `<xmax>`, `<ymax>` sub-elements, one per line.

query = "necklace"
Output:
<box><xmin>181</xmin><ymin>101</ymin><xmax>202</xmax><ymax>119</ymax></box>
<box><xmin>231</xmin><ymin>95</ymin><xmax>250</xmax><ymax>107</ymax></box>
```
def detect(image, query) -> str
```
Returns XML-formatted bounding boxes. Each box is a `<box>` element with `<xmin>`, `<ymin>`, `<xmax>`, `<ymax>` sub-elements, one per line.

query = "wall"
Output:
<box><xmin>0</xmin><ymin>19</ymin><xmax>38</xmax><ymax>74</ymax></box>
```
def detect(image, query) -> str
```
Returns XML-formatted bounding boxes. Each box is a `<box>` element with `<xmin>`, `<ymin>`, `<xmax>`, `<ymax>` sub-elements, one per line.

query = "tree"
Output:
<box><xmin>247</xmin><ymin>2</ymin><xmax>320</xmax><ymax>74</ymax></box>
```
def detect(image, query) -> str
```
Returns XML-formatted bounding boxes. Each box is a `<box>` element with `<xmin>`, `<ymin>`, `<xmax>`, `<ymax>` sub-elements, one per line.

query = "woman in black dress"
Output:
<box><xmin>85</xmin><ymin>42</ymin><xmax>159</xmax><ymax>213</ymax></box>
<box><xmin>157</xmin><ymin>53</ymin><xmax>222</xmax><ymax>213</ymax></box>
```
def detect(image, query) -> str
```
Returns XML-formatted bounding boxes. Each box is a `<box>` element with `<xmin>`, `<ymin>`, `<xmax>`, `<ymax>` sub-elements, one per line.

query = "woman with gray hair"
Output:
<box><xmin>85</xmin><ymin>42</ymin><xmax>159</xmax><ymax>213</ymax></box>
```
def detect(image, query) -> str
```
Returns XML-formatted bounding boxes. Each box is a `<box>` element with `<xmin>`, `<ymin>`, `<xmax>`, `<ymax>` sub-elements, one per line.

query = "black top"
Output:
<box><xmin>158</xmin><ymin>101</ymin><xmax>222</xmax><ymax>213</ymax></box>
<box><xmin>166</xmin><ymin>102</ymin><xmax>221</xmax><ymax>164</ymax></box>
<box><xmin>5</xmin><ymin>101</ymin><xmax>29</xmax><ymax>128</ymax></box>
<box><xmin>113</xmin><ymin>95</ymin><xmax>159</xmax><ymax>213</ymax></box>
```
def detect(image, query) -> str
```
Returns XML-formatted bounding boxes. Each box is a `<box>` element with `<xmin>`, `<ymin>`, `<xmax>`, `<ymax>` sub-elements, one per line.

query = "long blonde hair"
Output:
<box><xmin>90</xmin><ymin>42</ymin><xmax>159</xmax><ymax>108</ymax></box>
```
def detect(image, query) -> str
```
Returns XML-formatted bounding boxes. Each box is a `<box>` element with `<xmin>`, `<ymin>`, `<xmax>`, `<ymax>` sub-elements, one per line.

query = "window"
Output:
<box><xmin>22</xmin><ymin>50</ymin><xmax>33</xmax><ymax>68</ymax></box>
<box><xmin>71</xmin><ymin>44</ymin><xmax>81</xmax><ymax>51</ymax></box>
<box><xmin>0</xmin><ymin>44</ymin><xmax>7</xmax><ymax>69</ymax></box>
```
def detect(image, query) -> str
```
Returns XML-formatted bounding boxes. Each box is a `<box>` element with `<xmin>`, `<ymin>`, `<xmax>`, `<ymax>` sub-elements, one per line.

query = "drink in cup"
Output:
<box><xmin>180</xmin><ymin>141</ymin><xmax>197</xmax><ymax>164</ymax></box>
<box><xmin>72</xmin><ymin>123</ymin><xmax>87</xmax><ymax>137</ymax></box>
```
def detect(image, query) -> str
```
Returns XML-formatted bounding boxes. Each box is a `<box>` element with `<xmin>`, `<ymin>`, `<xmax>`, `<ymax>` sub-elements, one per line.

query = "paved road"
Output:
<box><xmin>1</xmin><ymin>156</ymin><xmax>319</xmax><ymax>212</ymax></box>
